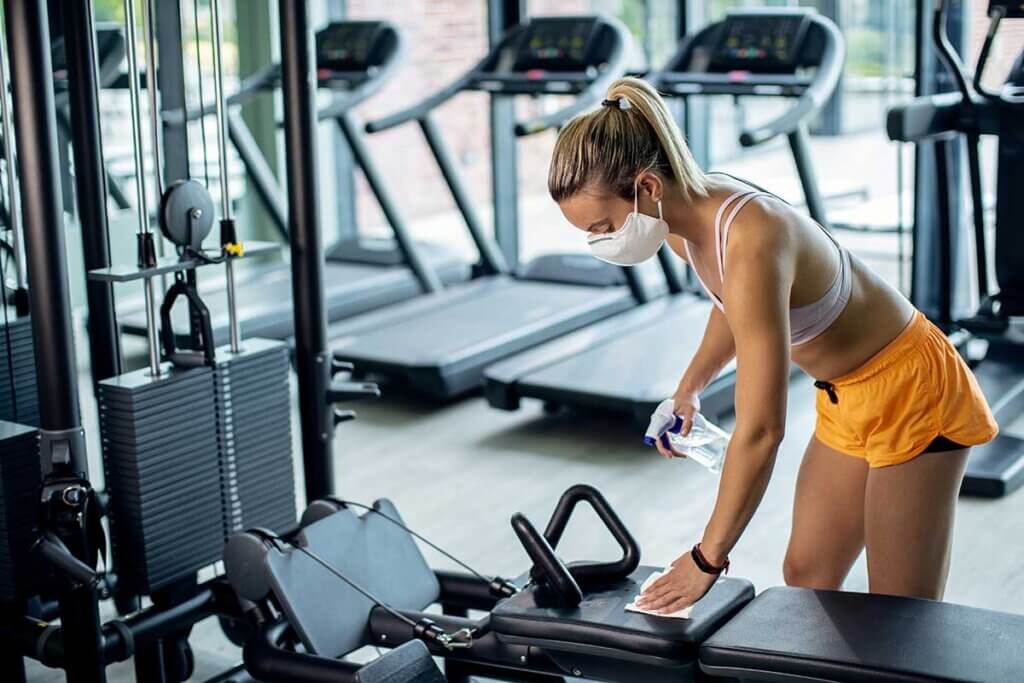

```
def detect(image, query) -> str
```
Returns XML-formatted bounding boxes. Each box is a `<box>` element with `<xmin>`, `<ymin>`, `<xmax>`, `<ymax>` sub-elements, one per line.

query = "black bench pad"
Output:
<box><xmin>700</xmin><ymin>586</ymin><xmax>1024</xmax><ymax>683</ymax></box>
<box><xmin>490</xmin><ymin>566</ymin><xmax>753</xmax><ymax>660</ymax></box>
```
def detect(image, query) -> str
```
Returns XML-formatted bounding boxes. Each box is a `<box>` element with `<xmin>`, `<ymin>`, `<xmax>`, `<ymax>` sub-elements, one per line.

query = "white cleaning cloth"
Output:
<box><xmin>624</xmin><ymin>570</ymin><xmax>693</xmax><ymax>619</ymax></box>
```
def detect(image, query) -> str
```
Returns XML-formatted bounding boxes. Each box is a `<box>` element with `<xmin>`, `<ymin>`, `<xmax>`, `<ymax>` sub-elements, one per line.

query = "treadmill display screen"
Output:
<box><xmin>709</xmin><ymin>12</ymin><xmax>810</xmax><ymax>74</ymax></box>
<box><xmin>316</xmin><ymin>22</ymin><xmax>388</xmax><ymax>72</ymax></box>
<box><xmin>512</xmin><ymin>18</ymin><xmax>602</xmax><ymax>72</ymax></box>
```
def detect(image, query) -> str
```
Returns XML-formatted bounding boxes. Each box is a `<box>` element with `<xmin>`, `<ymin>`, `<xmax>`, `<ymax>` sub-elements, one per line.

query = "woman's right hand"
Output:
<box><xmin>654</xmin><ymin>386</ymin><xmax>701</xmax><ymax>459</ymax></box>
<box><xmin>673</xmin><ymin>387</ymin><xmax>701</xmax><ymax>436</ymax></box>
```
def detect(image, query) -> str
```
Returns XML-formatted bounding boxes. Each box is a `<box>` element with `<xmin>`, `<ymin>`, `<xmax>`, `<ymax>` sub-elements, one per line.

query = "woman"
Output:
<box><xmin>548</xmin><ymin>77</ymin><xmax>998</xmax><ymax>615</ymax></box>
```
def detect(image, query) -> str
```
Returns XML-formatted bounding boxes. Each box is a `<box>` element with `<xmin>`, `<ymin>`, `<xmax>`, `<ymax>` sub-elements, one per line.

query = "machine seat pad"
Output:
<box><xmin>490</xmin><ymin>567</ymin><xmax>753</xmax><ymax>660</ymax></box>
<box><xmin>699</xmin><ymin>586</ymin><xmax>1024</xmax><ymax>683</ymax></box>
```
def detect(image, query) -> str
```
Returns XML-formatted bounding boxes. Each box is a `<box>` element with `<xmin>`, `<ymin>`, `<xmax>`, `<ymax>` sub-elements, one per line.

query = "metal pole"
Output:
<box><xmin>787</xmin><ymin>124</ymin><xmax>830</xmax><ymax>228</ymax></box>
<box><xmin>420</xmin><ymin>114</ymin><xmax>508</xmax><ymax>275</ymax></box>
<box><xmin>142</xmin><ymin>0</ymin><xmax>164</xmax><ymax>198</ymax></box>
<box><xmin>0</xmin><ymin>22</ymin><xmax>26</xmax><ymax>306</ymax></box>
<box><xmin>142</xmin><ymin>0</ymin><xmax>170</xmax><ymax>292</ymax></box>
<box><xmin>337</xmin><ymin>113</ymin><xmax>442</xmax><ymax>293</ymax></box>
<box><xmin>486</xmin><ymin>0</ymin><xmax>523</xmax><ymax>269</ymax></box>
<box><xmin>279</xmin><ymin>0</ymin><xmax>335</xmax><ymax>500</ymax></box>
<box><xmin>4</xmin><ymin>1</ymin><xmax>103</xmax><ymax>680</ymax></box>
<box><xmin>123</xmin><ymin>0</ymin><xmax>162</xmax><ymax>376</ymax></box>
<box><xmin>210</xmin><ymin>0</ymin><xmax>240</xmax><ymax>353</ymax></box>
<box><xmin>60</xmin><ymin>0</ymin><xmax>124</xmax><ymax>388</ymax></box>
<box><xmin>4</xmin><ymin>0</ymin><xmax>84</xmax><ymax>436</ymax></box>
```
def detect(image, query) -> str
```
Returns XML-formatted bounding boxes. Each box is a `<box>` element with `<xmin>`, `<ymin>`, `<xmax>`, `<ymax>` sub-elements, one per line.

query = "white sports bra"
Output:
<box><xmin>683</xmin><ymin>189</ymin><xmax>852</xmax><ymax>347</ymax></box>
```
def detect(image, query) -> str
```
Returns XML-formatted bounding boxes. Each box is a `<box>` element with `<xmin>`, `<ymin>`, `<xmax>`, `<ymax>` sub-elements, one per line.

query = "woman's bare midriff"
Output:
<box><xmin>791</xmin><ymin>255</ymin><xmax>915</xmax><ymax>382</ymax></box>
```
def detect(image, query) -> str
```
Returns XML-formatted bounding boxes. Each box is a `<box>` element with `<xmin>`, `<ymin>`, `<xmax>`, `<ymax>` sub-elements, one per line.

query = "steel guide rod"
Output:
<box><xmin>141</xmin><ymin>0</ymin><xmax>170</xmax><ymax>288</ymax></box>
<box><xmin>209</xmin><ymin>0</ymin><xmax>240</xmax><ymax>353</ymax></box>
<box><xmin>123</xmin><ymin>0</ymin><xmax>161</xmax><ymax>376</ymax></box>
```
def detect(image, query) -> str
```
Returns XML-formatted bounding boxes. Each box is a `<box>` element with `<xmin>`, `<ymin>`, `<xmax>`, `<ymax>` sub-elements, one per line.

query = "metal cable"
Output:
<box><xmin>327</xmin><ymin>499</ymin><xmax>493</xmax><ymax>585</ymax></box>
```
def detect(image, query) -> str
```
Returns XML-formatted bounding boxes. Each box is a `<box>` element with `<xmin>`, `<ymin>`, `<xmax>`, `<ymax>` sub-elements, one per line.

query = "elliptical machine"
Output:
<box><xmin>887</xmin><ymin>0</ymin><xmax>1024</xmax><ymax>498</ymax></box>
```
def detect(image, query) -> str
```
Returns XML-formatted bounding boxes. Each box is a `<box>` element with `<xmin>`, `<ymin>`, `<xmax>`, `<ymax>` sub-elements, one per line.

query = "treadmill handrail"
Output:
<box><xmin>168</xmin><ymin>22</ymin><xmax>408</xmax><ymax>127</ymax></box>
<box><xmin>514</xmin><ymin>17</ymin><xmax>631</xmax><ymax>137</ymax></box>
<box><xmin>365</xmin><ymin>71</ymin><xmax>480</xmax><ymax>134</ymax></box>
<box><xmin>161</xmin><ymin>63</ymin><xmax>279</xmax><ymax>127</ymax></box>
<box><xmin>364</xmin><ymin>24</ymin><xmax>530</xmax><ymax>134</ymax></box>
<box><xmin>737</xmin><ymin>14</ymin><xmax>845</xmax><ymax>148</ymax></box>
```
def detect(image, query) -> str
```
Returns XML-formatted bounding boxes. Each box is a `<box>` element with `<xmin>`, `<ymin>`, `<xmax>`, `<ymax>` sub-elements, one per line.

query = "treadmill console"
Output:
<box><xmin>708</xmin><ymin>11</ymin><xmax>811</xmax><ymax>74</ymax></box>
<box><xmin>316</xmin><ymin>21</ymin><xmax>395</xmax><ymax>73</ymax></box>
<box><xmin>511</xmin><ymin>17</ymin><xmax>604</xmax><ymax>72</ymax></box>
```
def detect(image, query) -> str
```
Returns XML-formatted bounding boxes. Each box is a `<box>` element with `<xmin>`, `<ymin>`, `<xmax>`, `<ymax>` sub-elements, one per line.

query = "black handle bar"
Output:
<box><xmin>542</xmin><ymin>484</ymin><xmax>641</xmax><ymax>586</ymax></box>
<box><xmin>511</xmin><ymin>513</ymin><xmax>583</xmax><ymax>608</ymax></box>
<box><xmin>368</xmin><ymin>15</ymin><xmax>632</xmax><ymax>138</ymax></box>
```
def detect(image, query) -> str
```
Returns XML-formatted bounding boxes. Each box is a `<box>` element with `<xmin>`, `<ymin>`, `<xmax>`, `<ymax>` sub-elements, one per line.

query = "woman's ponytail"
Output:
<box><xmin>548</xmin><ymin>77</ymin><xmax>707</xmax><ymax>203</ymax></box>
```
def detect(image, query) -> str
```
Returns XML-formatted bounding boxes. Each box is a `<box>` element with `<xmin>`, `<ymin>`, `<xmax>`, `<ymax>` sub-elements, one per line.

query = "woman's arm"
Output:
<box><xmin>677</xmin><ymin>305</ymin><xmax>736</xmax><ymax>395</ymax></box>
<box><xmin>699</xmin><ymin>234</ymin><xmax>792</xmax><ymax>564</ymax></box>
<box><xmin>637</xmin><ymin>208</ymin><xmax>794</xmax><ymax>613</ymax></box>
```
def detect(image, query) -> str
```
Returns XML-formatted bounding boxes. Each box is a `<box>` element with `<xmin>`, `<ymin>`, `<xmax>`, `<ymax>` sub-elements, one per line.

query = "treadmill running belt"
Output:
<box><xmin>330</xmin><ymin>277</ymin><xmax>636</xmax><ymax>398</ymax></box>
<box><xmin>485</xmin><ymin>296</ymin><xmax>737</xmax><ymax>423</ymax></box>
<box><xmin>120</xmin><ymin>250</ymin><xmax>469</xmax><ymax>344</ymax></box>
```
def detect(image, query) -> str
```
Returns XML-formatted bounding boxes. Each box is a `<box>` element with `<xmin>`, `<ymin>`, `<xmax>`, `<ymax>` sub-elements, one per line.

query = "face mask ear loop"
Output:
<box><xmin>633</xmin><ymin>180</ymin><xmax>640</xmax><ymax>216</ymax></box>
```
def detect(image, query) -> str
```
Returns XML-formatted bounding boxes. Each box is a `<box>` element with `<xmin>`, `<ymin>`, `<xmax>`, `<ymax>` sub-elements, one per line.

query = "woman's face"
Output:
<box><xmin>557</xmin><ymin>174</ymin><xmax>665</xmax><ymax>238</ymax></box>
<box><xmin>558</xmin><ymin>190</ymin><xmax>635</xmax><ymax>237</ymax></box>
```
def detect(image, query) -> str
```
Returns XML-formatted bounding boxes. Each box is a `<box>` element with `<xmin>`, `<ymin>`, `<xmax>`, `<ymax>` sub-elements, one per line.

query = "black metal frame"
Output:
<box><xmin>279</xmin><ymin>0</ymin><xmax>335</xmax><ymax>501</ymax></box>
<box><xmin>4</xmin><ymin>4</ymin><xmax>100</xmax><ymax>682</ymax></box>
<box><xmin>488</xmin><ymin>0</ymin><xmax>525</xmax><ymax>269</ymax></box>
<box><xmin>60</xmin><ymin>0</ymin><xmax>123</xmax><ymax>391</ymax></box>
<box><xmin>910</xmin><ymin>0</ymin><xmax>965</xmax><ymax>322</ymax></box>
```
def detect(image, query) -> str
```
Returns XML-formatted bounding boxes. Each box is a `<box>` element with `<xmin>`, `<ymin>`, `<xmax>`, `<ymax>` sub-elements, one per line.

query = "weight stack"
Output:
<box><xmin>213</xmin><ymin>338</ymin><xmax>296</xmax><ymax>535</ymax></box>
<box><xmin>0</xmin><ymin>421</ymin><xmax>41</xmax><ymax>601</ymax></box>
<box><xmin>0</xmin><ymin>317</ymin><xmax>40</xmax><ymax>426</ymax></box>
<box><xmin>98</xmin><ymin>365</ymin><xmax>225</xmax><ymax>595</ymax></box>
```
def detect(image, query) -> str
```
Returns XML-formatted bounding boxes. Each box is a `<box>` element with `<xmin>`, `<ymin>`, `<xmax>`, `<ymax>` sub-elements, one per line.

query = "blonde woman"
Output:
<box><xmin>548</xmin><ymin>77</ymin><xmax>997</xmax><ymax>614</ymax></box>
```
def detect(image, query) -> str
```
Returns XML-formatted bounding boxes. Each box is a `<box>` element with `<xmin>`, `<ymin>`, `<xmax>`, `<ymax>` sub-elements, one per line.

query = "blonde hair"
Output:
<box><xmin>548</xmin><ymin>77</ymin><xmax>708</xmax><ymax>203</ymax></box>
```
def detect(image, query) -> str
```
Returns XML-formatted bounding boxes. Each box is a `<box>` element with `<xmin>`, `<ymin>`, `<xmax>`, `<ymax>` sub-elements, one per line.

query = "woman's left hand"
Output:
<box><xmin>634</xmin><ymin>549</ymin><xmax>718</xmax><ymax>614</ymax></box>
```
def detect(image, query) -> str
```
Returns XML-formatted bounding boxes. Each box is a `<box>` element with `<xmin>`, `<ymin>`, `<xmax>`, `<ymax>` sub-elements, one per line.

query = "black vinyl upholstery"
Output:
<box><xmin>265</xmin><ymin>499</ymin><xmax>440</xmax><ymax>658</ymax></box>
<box><xmin>700</xmin><ymin>586</ymin><xmax>1024</xmax><ymax>682</ymax></box>
<box><xmin>490</xmin><ymin>567</ymin><xmax>753</xmax><ymax>660</ymax></box>
<box><xmin>354</xmin><ymin>641</ymin><xmax>445</xmax><ymax>683</ymax></box>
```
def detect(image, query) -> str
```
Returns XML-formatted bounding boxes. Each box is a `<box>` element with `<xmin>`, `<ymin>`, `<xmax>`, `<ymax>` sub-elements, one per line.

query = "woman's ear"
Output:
<box><xmin>636</xmin><ymin>171</ymin><xmax>664</xmax><ymax>203</ymax></box>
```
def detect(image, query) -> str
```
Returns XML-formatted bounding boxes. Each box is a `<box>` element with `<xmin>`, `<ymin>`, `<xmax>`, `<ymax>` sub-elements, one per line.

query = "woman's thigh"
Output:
<box><xmin>864</xmin><ymin>448</ymin><xmax>970</xmax><ymax>599</ymax></box>
<box><xmin>784</xmin><ymin>436</ymin><xmax>870</xmax><ymax>589</ymax></box>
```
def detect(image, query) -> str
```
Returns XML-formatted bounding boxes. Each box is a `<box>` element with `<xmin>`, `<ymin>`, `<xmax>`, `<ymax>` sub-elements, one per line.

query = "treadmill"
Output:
<box><xmin>119</xmin><ymin>21</ymin><xmax>469</xmax><ymax>344</ymax></box>
<box><xmin>484</xmin><ymin>8</ymin><xmax>845</xmax><ymax>424</ymax></box>
<box><xmin>328</xmin><ymin>15</ymin><xmax>649</xmax><ymax>400</ymax></box>
<box><xmin>886</xmin><ymin>1</ymin><xmax>1024</xmax><ymax>497</ymax></box>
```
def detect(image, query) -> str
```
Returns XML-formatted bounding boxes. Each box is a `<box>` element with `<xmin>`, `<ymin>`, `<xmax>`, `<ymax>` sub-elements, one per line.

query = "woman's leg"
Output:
<box><xmin>784</xmin><ymin>436</ymin><xmax>870</xmax><ymax>589</ymax></box>
<box><xmin>864</xmin><ymin>448</ymin><xmax>970</xmax><ymax>599</ymax></box>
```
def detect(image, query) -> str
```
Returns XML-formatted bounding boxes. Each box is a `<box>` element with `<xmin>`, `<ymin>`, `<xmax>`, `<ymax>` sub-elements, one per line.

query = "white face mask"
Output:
<box><xmin>586</xmin><ymin>183</ymin><xmax>668</xmax><ymax>266</ymax></box>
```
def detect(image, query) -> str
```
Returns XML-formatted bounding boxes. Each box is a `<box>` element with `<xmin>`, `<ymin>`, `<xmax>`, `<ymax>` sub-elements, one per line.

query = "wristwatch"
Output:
<box><xmin>691</xmin><ymin>543</ymin><xmax>730</xmax><ymax>575</ymax></box>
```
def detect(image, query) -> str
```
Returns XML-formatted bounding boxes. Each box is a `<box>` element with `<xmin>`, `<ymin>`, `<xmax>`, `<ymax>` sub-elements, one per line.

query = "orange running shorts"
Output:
<box><xmin>814</xmin><ymin>311</ymin><xmax>998</xmax><ymax>468</ymax></box>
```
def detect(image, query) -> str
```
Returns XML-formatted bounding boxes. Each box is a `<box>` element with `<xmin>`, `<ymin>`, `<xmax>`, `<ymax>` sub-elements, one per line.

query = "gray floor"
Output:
<box><xmin>24</xmin><ymin>330</ymin><xmax>1024</xmax><ymax>680</ymax></box>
